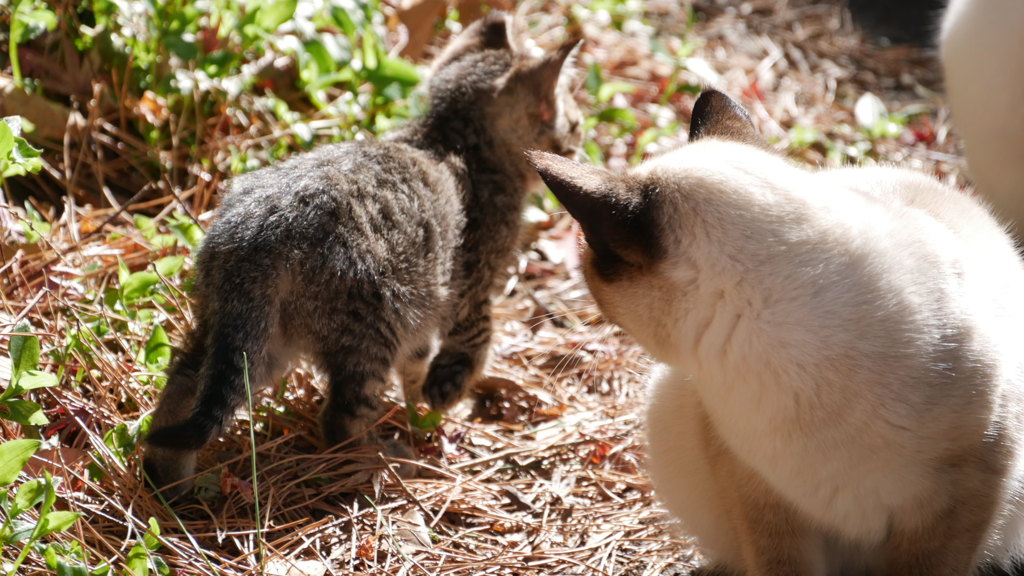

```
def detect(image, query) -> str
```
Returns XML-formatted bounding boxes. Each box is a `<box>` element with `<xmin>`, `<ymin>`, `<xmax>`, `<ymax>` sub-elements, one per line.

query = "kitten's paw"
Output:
<box><xmin>423</xmin><ymin>352</ymin><xmax>474</xmax><ymax>410</ymax></box>
<box><xmin>381</xmin><ymin>439</ymin><xmax>419</xmax><ymax>479</ymax></box>
<box><xmin>142</xmin><ymin>445</ymin><xmax>197</xmax><ymax>504</ymax></box>
<box><xmin>320</xmin><ymin>416</ymin><xmax>369</xmax><ymax>449</ymax></box>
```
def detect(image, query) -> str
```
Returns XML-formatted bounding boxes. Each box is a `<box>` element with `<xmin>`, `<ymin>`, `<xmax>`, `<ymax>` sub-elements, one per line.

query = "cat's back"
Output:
<box><xmin>191</xmin><ymin>139</ymin><xmax>465</xmax><ymax>319</ymax></box>
<box><xmin>653</xmin><ymin>142</ymin><xmax>1024</xmax><ymax>406</ymax></box>
<box><xmin>818</xmin><ymin>165</ymin><xmax>1016</xmax><ymax>255</ymax></box>
<box><xmin>218</xmin><ymin>140</ymin><xmax>460</xmax><ymax>239</ymax></box>
<box><xmin>202</xmin><ymin>140</ymin><xmax>462</xmax><ymax>270</ymax></box>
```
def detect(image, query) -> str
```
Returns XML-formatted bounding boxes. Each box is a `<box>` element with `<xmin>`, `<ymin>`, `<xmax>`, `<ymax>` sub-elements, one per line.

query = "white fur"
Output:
<box><xmin>590</xmin><ymin>141</ymin><xmax>1024</xmax><ymax>573</ymax></box>
<box><xmin>940</xmin><ymin>0</ymin><xmax>1024</xmax><ymax>236</ymax></box>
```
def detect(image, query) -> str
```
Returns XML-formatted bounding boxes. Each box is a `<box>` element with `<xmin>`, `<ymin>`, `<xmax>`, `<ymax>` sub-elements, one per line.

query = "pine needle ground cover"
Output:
<box><xmin>0</xmin><ymin>1</ymin><xmax>964</xmax><ymax>574</ymax></box>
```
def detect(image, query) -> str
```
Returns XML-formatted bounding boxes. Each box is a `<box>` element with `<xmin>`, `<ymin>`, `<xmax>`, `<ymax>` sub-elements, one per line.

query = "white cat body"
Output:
<box><xmin>638</xmin><ymin>143</ymin><xmax>1024</xmax><ymax>567</ymax></box>
<box><xmin>940</xmin><ymin>0</ymin><xmax>1024</xmax><ymax>235</ymax></box>
<box><xmin>530</xmin><ymin>90</ymin><xmax>1024</xmax><ymax>574</ymax></box>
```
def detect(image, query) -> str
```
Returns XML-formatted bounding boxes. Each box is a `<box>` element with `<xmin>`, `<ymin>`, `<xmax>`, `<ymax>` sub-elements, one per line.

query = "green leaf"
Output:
<box><xmin>375</xmin><ymin>57</ymin><xmax>419</xmax><ymax>86</ymax></box>
<box><xmin>12</xmin><ymin>5</ymin><xmax>58</xmax><ymax>43</ymax></box>
<box><xmin>633</xmin><ymin>127</ymin><xmax>663</xmax><ymax>160</ymax></box>
<box><xmin>13</xmin><ymin>135</ymin><xmax>43</xmax><ymax>172</ymax></box>
<box><xmin>37</xmin><ymin>510</ymin><xmax>81</xmax><ymax>537</ymax></box>
<box><xmin>9</xmin><ymin>517</ymin><xmax>36</xmax><ymax>543</ymax></box>
<box><xmin>21</xmin><ymin>203</ymin><xmax>51</xmax><ymax>241</ymax></box>
<box><xmin>1</xmin><ymin>398</ymin><xmax>49</xmax><ymax>425</ymax></box>
<box><xmin>143</xmin><ymin>517</ymin><xmax>161</xmax><ymax>550</ymax></box>
<box><xmin>117</xmin><ymin>258</ymin><xmax>130</xmax><ymax>286</ymax></box>
<box><xmin>55</xmin><ymin>558</ymin><xmax>90</xmax><ymax>576</ymax></box>
<box><xmin>361</xmin><ymin>33</ymin><xmax>379</xmax><ymax>71</ymax></box>
<box><xmin>596</xmin><ymin>81</ymin><xmax>636</xmax><ymax>104</ymax></box>
<box><xmin>596</xmin><ymin>107</ymin><xmax>638</xmax><ymax>129</ymax></box>
<box><xmin>44</xmin><ymin>543</ymin><xmax>60</xmax><ymax>570</ymax></box>
<box><xmin>16</xmin><ymin>369</ymin><xmax>58</xmax><ymax>390</ymax></box>
<box><xmin>418</xmin><ymin>410</ymin><xmax>442</xmax><ymax>431</ymax></box>
<box><xmin>1</xmin><ymin>117</ymin><xmax>44</xmax><ymax>178</ymax></box>
<box><xmin>583</xmin><ymin>140</ymin><xmax>603</xmax><ymax>165</ymax></box>
<box><xmin>301</xmin><ymin>39</ymin><xmax>336</xmax><ymax>81</ymax></box>
<box><xmin>0</xmin><ymin>121</ymin><xmax>15</xmax><ymax>158</ymax></box>
<box><xmin>125</xmin><ymin>541</ymin><xmax>151</xmax><ymax>576</ymax></box>
<box><xmin>163</xmin><ymin>32</ymin><xmax>199</xmax><ymax>61</ymax></box>
<box><xmin>407</xmin><ymin>403</ymin><xmax>443</xmax><ymax>432</ymax></box>
<box><xmin>153</xmin><ymin>255</ymin><xmax>184</xmax><ymax>278</ymax></box>
<box><xmin>121</xmin><ymin>270</ymin><xmax>161</xmax><ymax>301</ymax></box>
<box><xmin>584</xmin><ymin>62</ymin><xmax>603</xmax><ymax>97</ymax></box>
<box><xmin>9</xmin><ymin>325</ymin><xmax>40</xmax><ymax>379</ymax></box>
<box><xmin>0</xmin><ymin>439</ymin><xmax>41</xmax><ymax>486</ymax></box>
<box><xmin>12</xmin><ymin>478</ymin><xmax>45</xmax><ymax>517</ymax></box>
<box><xmin>167</xmin><ymin>215</ymin><xmax>204</xmax><ymax>249</ymax></box>
<box><xmin>133</xmin><ymin>215</ymin><xmax>157</xmax><ymax>240</ymax></box>
<box><xmin>143</xmin><ymin>326</ymin><xmax>172</xmax><ymax>371</ymax></box>
<box><xmin>256</xmin><ymin>0</ymin><xmax>297</xmax><ymax>32</ymax></box>
<box><xmin>788</xmin><ymin>124</ymin><xmax>821</xmax><ymax>149</ymax></box>
<box><xmin>151</xmin><ymin>557</ymin><xmax>170</xmax><ymax>576</ymax></box>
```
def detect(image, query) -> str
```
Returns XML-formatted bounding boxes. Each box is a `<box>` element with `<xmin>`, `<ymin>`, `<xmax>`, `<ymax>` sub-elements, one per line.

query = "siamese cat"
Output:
<box><xmin>529</xmin><ymin>90</ymin><xmax>1024</xmax><ymax>575</ymax></box>
<box><xmin>940</xmin><ymin>0</ymin><xmax>1024</xmax><ymax>238</ymax></box>
<box><xmin>143</xmin><ymin>12</ymin><xmax>583</xmax><ymax>500</ymax></box>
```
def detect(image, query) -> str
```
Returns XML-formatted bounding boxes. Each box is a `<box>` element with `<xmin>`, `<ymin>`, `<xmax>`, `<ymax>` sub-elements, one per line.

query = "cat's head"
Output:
<box><xmin>428</xmin><ymin>12</ymin><xmax>583</xmax><ymax>161</ymax></box>
<box><xmin>527</xmin><ymin>90</ymin><xmax>768</xmax><ymax>361</ymax></box>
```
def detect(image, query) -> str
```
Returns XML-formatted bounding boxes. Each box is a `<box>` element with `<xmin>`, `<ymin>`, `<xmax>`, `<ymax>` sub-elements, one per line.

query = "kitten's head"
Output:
<box><xmin>527</xmin><ymin>90</ymin><xmax>764</xmax><ymax>360</ymax></box>
<box><xmin>428</xmin><ymin>12</ymin><xmax>583</xmax><ymax>163</ymax></box>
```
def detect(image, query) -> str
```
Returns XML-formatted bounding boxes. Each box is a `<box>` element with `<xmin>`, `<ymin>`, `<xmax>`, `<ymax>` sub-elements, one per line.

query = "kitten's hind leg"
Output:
<box><xmin>397</xmin><ymin>337</ymin><xmax>439</xmax><ymax>406</ymax></box>
<box><xmin>143</xmin><ymin>329</ymin><xmax>206</xmax><ymax>500</ymax></box>
<box><xmin>424</xmin><ymin>302</ymin><xmax>492</xmax><ymax>410</ymax></box>
<box><xmin>144</xmin><ymin>279</ymin><xmax>285</xmax><ymax>499</ymax></box>
<box><xmin>318</xmin><ymin>350</ymin><xmax>395</xmax><ymax>447</ymax></box>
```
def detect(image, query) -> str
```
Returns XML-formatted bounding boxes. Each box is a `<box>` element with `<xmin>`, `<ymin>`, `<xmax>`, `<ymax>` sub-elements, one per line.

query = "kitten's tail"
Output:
<box><xmin>143</xmin><ymin>325</ymin><xmax>233</xmax><ymax>451</ymax></box>
<box><xmin>145</xmin><ymin>322</ymin><xmax>270</xmax><ymax>451</ymax></box>
<box><xmin>145</xmin><ymin>270</ymin><xmax>279</xmax><ymax>452</ymax></box>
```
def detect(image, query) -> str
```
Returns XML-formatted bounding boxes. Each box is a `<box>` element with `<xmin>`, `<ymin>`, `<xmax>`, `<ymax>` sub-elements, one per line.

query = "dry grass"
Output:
<box><xmin>0</xmin><ymin>1</ymin><xmax>965</xmax><ymax>574</ymax></box>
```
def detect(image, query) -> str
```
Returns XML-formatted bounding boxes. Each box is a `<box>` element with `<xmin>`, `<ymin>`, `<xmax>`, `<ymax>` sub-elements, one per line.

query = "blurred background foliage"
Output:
<box><xmin>0</xmin><ymin>0</ymin><xmax>436</xmax><ymax>212</ymax></box>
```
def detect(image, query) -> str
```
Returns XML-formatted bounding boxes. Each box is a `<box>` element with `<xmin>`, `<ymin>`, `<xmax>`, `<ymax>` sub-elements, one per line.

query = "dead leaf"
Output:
<box><xmin>219</xmin><ymin>468</ymin><xmax>253</xmax><ymax>502</ymax></box>
<box><xmin>587</xmin><ymin>441</ymin><xmax>612</xmax><ymax>466</ymax></box>
<box><xmin>394</xmin><ymin>508</ymin><xmax>432</xmax><ymax>552</ymax></box>
<box><xmin>355</xmin><ymin>534</ymin><xmax>377</xmax><ymax>560</ymax></box>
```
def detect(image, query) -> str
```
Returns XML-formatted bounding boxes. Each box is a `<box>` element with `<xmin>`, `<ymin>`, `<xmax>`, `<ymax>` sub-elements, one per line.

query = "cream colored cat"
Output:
<box><xmin>529</xmin><ymin>90</ymin><xmax>1024</xmax><ymax>575</ymax></box>
<box><xmin>940</xmin><ymin>0</ymin><xmax>1024</xmax><ymax>237</ymax></box>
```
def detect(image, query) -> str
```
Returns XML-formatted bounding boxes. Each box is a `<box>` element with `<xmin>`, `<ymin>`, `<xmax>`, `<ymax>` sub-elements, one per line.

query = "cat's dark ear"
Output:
<box><xmin>513</xmin><ymin>38</ymin><xmax>581</xmax><ymax>123</ymax></box>
<box><xmin>688</xmin><ymin>89</ymin><xmax>764</xmax><ymax>147</ymax></box>
<box><xmin>432</xmin><ymin>12</ymin><xmax>513</xmax><ymax>70</ymax></box>
<box><xmin>526</xmin><ymin>150</ymin><xmax>661</xmax><ymax>275</ymax></box>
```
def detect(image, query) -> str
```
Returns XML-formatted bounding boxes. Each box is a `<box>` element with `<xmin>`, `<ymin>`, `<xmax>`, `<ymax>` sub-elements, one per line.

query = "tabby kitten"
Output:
<box><xmin>529</xmin><ymin>90</ymin><xmax>1024</xmax><ymax>575</ymax></box>
<box><xmin>144</xmin><ymin>12</ymin><xmax>582</xmax><ymax>499</ymax></box>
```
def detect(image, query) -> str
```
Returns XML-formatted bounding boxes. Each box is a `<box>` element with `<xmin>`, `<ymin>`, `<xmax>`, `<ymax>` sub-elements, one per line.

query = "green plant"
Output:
<box><xmin>0</xmin><ymin>470</ymin><xmax>83</xmax><ymax>576</ymax></box>
<box><xmin>2</xmin><ymin>326</ymin><xmax>59</xmax><ymax>429</ymax></box>
<box><xmin>0</xmin><ymin>117</ymin><xmax>44</xmax><ymax>181</ymax></box>
<box><xmin>6</xmin><ymin>0</ymin><xmax>57</xmax><ymax>88</ymax></box>
<box><xmin>406</xmin><ymin>402</ymin><xmax>443</xmax><ymax>433</ymax></box>
<box><xmin>0</xmin><ymin>331</ymin><xmax>89</xmax><ymax>572</ymax></box>
<box><xmin>123</xmin><ymin>518</ymin><xmax>169</xmax><ymax>576</ymax></box>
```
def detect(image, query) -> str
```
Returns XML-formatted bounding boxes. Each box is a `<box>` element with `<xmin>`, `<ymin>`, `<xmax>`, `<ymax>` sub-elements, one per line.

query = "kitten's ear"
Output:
<box><xmin>688</xmin><ymin>89</ymin><xmax>764</xmax><ymax>147</ymax></box>
<box><xmin>515</xmin><ymin>38</ymin><xmax>582</xmax><ymax>123</ymax></box>
<box><xmin>526</xmin><ymin>150</ymin><xmax>661</xmax><ymax>272</ymax></box>
<box><xmin>432</xmin><ymin>12</ymin><xmax>513</xmax><ymax>70</ymax></box>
